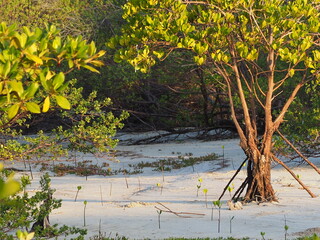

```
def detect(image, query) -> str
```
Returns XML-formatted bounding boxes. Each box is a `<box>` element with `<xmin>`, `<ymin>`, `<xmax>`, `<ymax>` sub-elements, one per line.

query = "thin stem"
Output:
<box><xmin>100</xmin><ymin>185</ymin><xmax>103</xmax><ymax>206</ymax></box>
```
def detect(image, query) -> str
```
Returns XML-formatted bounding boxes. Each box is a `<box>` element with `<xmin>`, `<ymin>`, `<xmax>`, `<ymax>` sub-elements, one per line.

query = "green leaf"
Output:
<box><xmin>39</xmin><ymin>73</ymin><xmax>49</xmax><ymax>91</ymax></box>
<box><xmin>88</xmin><ymin>41</ymin><xmax>96</xmax><ymax>56</ymax></box>
<box><xmin>0</xmin><ymin>178</ymin><xmax>20</xmax><ymax>199</ymax></box>
<box><xmin>153</xmin><ymin>50</ymin><xmax>164</xmax><ymax>59</ymax></box>
<box><xmin>25</xmin><ymin>52</ymin><xmax>43</xmax><ymax>65</ymax></box>
<box><xmin>55</xmin><ymin>95</ymin><xmax>71</xmax><ymax>109</ymax></box>
<box><xmin>42</xmin><ymin>96</ymin><xmax>50</xmax><ymax>113</ymax></box>
<box><xmin>53</xmin><ymin>72</ymin><xmax>65</xmax><ymax>90</ymax></box>
<box><xmin>8</xmin><ymin>103</ymin><xmax>20</xmax><ymax>120</ymax></box>
<box><xmin>3</xmin><ymin>61</ymin><xmax>11</xmax><ymax>77</ymax></box>
<box><xmin>82</xmin><ymin>65</ymin><xmax>100</xmax><ymax>73</ymax></box>
<box><xmin>52</xmin><ymin>36</ymin><xmax>61</xmax><ymax>50</ymax></box>
<box><xmin>16</xmin><ymin>230</ymin><xmax>34</xmax><ymax>240</ymax></box>
<box><xmin>10</xmin><ymin>81</ymin><xmax>24</xmax><ymax>97</ymax></box>
<box><xmin>26</xmin><ymin>102</ymin><xmax>41</xmax><ymax>113</ymax></box>
<box><xmin>68</xmin><ymin>59</ymin><xmax>74</xmax><ymax>68</ymax></box>
<box><xmin>194</xmin><ymin>55</ymin><xmax>206</xmax><ymax>65</ymax></box>
<box><xmin>289</xmin><ymin>69</ymin><xmax>295</xmax><ymax>77</ymax></box>
<box><xmin>24</xmin><ymin>82</ymin><xmax>39</xmax><ymax>98</ymax></box>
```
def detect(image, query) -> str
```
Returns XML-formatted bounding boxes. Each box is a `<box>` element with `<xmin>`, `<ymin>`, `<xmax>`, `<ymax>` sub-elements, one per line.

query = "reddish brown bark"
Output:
<box><xmin>241</xmin><ymin>138</ymin><xmax>277</xmax><ymax>202</ymax></box>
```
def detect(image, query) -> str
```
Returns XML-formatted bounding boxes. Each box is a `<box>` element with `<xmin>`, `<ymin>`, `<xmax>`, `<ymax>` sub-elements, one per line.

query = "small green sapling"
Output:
<box><xmin>83</xmin><ymin>200</ymin><xmax>88</xmax><ymax>227</ymax></box>
<box><xmin>75</xmin><ymin>186</ymin><xmax>82</xmax><ymax>202</ymax></box>
<box><xmin>213</xmin><ymin>200</ymin><xmax>222</xmax><ymax>233</ymax></box>
<box><xmin>230</xmin><ymin>216</ymin><xmax>235</xmax><ymax>234</ymax></box>
<box><xmin>284</xmin><ymin>215</ymin><xmax>289</xmax><ymax>240</ymax></box>
<box><xmin>203</xmin><ymin>188</ymin><xmax>208</xmax><ymax>208</ymax></box>
<box><xmin>157</xmin><ymin>209</ymin><xmax>162</xmax><ymax>229</ymax></box>
<box><xmin>196</xmin><ymin>178</ymin><xmax>202</xmax><ymax>197</ymax></box>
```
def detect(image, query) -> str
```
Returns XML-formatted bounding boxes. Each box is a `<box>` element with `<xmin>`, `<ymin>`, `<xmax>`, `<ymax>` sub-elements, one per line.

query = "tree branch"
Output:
<box><xmin>272</xmin><ymin>154</ymin><xmax>317</xmax><ymax>198</ymax></box>
<box><xmin>276</xmin><ymin>130</ymin><xmax>320</xmax><ymax>175</ymax></box>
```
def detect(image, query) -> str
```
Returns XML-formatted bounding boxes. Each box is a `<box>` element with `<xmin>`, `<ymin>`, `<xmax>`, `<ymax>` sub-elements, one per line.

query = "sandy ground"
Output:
<box><xmin>15</xmin><ymin>132</ymin><xmax>320</xmax><ymax>239</ymax></box>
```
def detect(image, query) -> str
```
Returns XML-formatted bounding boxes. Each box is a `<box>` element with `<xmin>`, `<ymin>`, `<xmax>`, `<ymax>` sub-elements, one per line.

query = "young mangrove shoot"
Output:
<box><xmin>75</xmin><ymin>186</ymin><xmax>82</xmax><ymax>202</ymax></box>
<box><xmin>213</xmin><ymin>200</ymin><xmax>222</xmax><ymax>233</ymax></box>
<box><xmin>196</xmin><ymin>177</ymin><xmax>202</xmax><ymax>197</ymax></box>
<box><xmin>83</xmin><ymin>200</ymin><xmax>88</xmax><ymax>227</ymax></box>
<box><xmin>230</xmin><ymin>216</ymin><xmax>235</xmax><ymax>234</ymax></box>
<box><xmin>203</xmin><ymin>188</ymin><xmax>208</xmax><ymax>208</ymax></box>
<box><xmin>157</xmin><ymin>209</ymin><xmax>162</xmax><ymax>229</ymax></box>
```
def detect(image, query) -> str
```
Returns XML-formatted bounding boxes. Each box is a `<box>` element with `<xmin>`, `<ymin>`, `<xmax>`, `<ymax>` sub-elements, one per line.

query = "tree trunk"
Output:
<box><xmin>243</xmin><ymin>150</ymin><xmax>277</xmax><ymax>202</ymax></box>
<box><xmin>240</xmin><ymin>126</ymin><xmax>277</xmax><ymax>202</ymax></box>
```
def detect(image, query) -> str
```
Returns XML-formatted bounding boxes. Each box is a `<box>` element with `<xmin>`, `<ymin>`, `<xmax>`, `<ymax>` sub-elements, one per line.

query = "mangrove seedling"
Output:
<box><xmin>203</xmin><ymin>188</ymin><xmax>208</xmax><ymax>208</ymax></box>
<box><xmin>156</xmin><ymin>183</ymin><xmax>163</xmax><ymax>195</ymax></box>
<box><xmin>157</xmin><ymin>209</ymin><xmax>162</xmax><ymax>229</ymax></box>
<box><xmin>213</xmin><ymin>200</ymin><xmax>222</xmax><ymax>233</ymax></box>
<box><xmin>75</xmin><ymin>186</ymin><xmax>82</xmax><ymax>202</ymax></box>
<box><xmin>83</xmin><ymin>200</ymin><xmax>88</xmax><ymax>227</ymax></box>
<box><xmin>227</xmin><ymin>184</ymin><xmax>234</xmax><ymax>198</ymax></box>
<box><xmin>138</xmin><ymin>177</ymin><xmax>141</xmax><ymax>191</ymax></box>
<box><xmin>222</xmin><ymin>145</ymin><xmax>225</xmax><ymax>166</ymax></box>
<box><xmin>284</xmin><ymin>215</ymin><xmax>289</xmax><ymax>240</ymax></box>
<box><xmin>196</xmin><ymin>177</ymin><xmax>202</xmax><ymax>197</ymax></box>
<box><xmin>260</xmin><ymin>232</ymin><xmax>266</xmax><ymax>240</ymax></box>
<box><xmin>123</xmin><ymin>169</ymin><xmax>129</xmax><ymax>188</ymax></box>
<box><xmin>100</xmin><ymin>185</ymin><xmax>103</xmax><ymax>206</ymax></box>
<box><xmin>230</xmin><ymin>216</ymin><xmax>235</xmax><ymax>234</ymax></box>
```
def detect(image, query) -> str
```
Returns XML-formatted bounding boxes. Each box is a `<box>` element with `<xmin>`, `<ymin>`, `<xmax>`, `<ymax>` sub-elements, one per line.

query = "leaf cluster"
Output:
<box><xmin>0</xmin><ymin>172</ymin><xmax>86</xmax><ymax>240</ymax></box>
<box><xmin>0</xmin><ymin>22</ymin><xmax>105</xmax><ymax>125</ymax></box>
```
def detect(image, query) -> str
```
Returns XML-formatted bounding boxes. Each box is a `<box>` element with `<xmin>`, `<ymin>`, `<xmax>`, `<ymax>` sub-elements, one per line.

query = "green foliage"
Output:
<box><xmin>0</xmin><ymin>0</ymin><xmax>107</xmax><ymax>40</ymax></box>
<box><xmin>129</xmin><ymin>153</ymin><xmax>219</xmax><ymax>172</ymax></box>
<box><xmin>114</xmin><ymin>0</ymin><xmax>320</xmax><ymax>83</ymax></box>
<box><xmin>16</xmin><ymin>230</ymin><xmax>34</xmax><ymax>240</ymax></box>
<box><xmin>0</xmin><ymin>22</ymin><xmax>105</xmax><ymax>125</ymax></box>
<box><xmin>0</xmin><ymin>22</ymin><xmax>127</xmax><ymax>164</ymax></box>
<box><xmin>113</xmin><ymin>0</ymin><xmax>320</xmax><ymax>156</ymax></box>
<box><xmin>0</xmin><ymin>172</ymin><xmax>86</xmax><ymax>239</ymax></box>
<box><xmin>0</xmin><ymin>163</ymin><xmax>20</xmax><ymax>199</ymax></box>
<box><xmin>213</xmin><ymin>200</ymin><xmax>222</xmax><ymax>208</ymax></box>
<box><xmin>0</xmin><ymin>82</ymin><xmax>128</xmax><ymax>167</ymax></box>
<box><xmin>297</xmin><ymin>234</ymin><xmax>320</xmax><ymax>240</ymax></box>
<box><xmin>274</xmin><ymin>80</ymin><xmax>320</xmax><ymax>158</ymax></box>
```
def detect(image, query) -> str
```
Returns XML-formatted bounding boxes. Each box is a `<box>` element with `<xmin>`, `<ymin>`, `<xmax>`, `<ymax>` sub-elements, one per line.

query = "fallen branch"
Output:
<box><xmin>218</xmin><ymin>157</ymin><xmax>248</xmax><ymax>200</ymax></box>
<box><xmin>155</xmin><ymin>202</ymin><xmax>205</xmax><ymax>218</ymax></box>
<box><xmin>272</xmin><ymin>154</ymin><xmax>317</xmax><ymax>198</ymax></box>
<box><xmin>277</xmin><ymin>130</ymin><xmax>320</xmax><ymax>175</ymax></box>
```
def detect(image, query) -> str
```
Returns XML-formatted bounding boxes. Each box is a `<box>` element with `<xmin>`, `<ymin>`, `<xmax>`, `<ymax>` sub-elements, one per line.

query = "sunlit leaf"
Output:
<box><xmin>42</xmin><ymin>96</ymin><xmax>50</xmax><ymax>113</ymax></box>
<box><xmin>0</xmin><ymin>179</ymin><xmax>20</xmax><ymax>199</ymax></box>
<box><xmin>26</xmin><ymin>102</ymin><xmax>41</xmax><ymax>113</ymax></box>
<box><xmin>82</xmin><ymin>65</ymin><xmax>100</xmax><ymax>73</ymax></box>
<box><xmin>24</xmin><ymin>82</ymin><xmax>39</xmax><ymax>98</ymax></box>
<box><xmin>7</xmin><ymin>103</ymin><xmax>20</xmax><ymax>119</ymax></box>
<box><xmin>55</xmin><ymin>95</ymin><xmax>71</xmax><ymax>109</ymax></box>
<box><xmin>25</xmin><ymin>52</ymin><xmax>43</xmax><ymax>65</ymax></box>
<box><xmin>53</xmin><ymin>72</ymin><xmax>65</xmax><ymax>90</ymax></box>
<box><xmin>10</xmin><ymin>81</ymin><xmax>24</xmax><ymax>97</ymax></box>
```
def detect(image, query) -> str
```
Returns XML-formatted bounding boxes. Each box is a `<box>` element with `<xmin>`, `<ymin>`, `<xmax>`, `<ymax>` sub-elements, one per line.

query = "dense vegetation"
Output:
<box><xmin>0</xmin><ymin>1</ymin><xmax>318</xmax><ymax>151</ymax></box>
<box><xmin>0</xmin><ymin>0</ymin><xmax>319</xmax><ymax>239</ymax></box>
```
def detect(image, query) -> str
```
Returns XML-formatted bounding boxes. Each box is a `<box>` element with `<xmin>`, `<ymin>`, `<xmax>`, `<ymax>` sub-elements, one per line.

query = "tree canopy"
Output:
<box><xmin>0</xmin><ymin>22</ymin><xmax>105</xmax><ymax>126</ymax></box>
<box><xmin>111</xmin><ymin>0</ymin><xmax>320</xmax><ymax>201</ymax></box>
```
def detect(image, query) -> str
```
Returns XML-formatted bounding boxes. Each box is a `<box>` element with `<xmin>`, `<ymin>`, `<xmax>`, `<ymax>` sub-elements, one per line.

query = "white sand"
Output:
<box><xmin>19</xmin><ymin>133</ymin><xmax>320</xmax><ymax>239</ymax></box>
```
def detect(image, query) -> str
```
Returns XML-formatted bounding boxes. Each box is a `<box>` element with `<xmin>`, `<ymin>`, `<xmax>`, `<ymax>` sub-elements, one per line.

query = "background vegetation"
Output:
<box><xmin>0</xmin><ymin>1</ymin><xmax>316</xmax><ymax>157</ymax></box>
<box><xmin>0</xmin><ymin>0</ymin><xmax>319</xmax><ymax>238</ymax></box>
